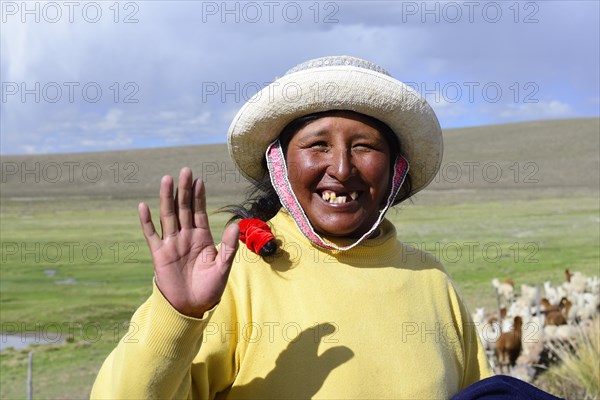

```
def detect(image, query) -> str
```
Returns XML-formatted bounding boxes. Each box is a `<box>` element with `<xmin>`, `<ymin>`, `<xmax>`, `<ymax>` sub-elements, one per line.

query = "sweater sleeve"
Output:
<box><xmin>90</xmin><ymin>280</ymin><xmax>237</xmax><ymax>399</ymax></box>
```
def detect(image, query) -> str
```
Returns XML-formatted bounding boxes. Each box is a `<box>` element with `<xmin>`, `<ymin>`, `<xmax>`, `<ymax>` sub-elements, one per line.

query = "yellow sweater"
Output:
<box><xmin>91</xmin><ymin>210</ymin><xmax>492</xmax><ymax>399</ymax></box>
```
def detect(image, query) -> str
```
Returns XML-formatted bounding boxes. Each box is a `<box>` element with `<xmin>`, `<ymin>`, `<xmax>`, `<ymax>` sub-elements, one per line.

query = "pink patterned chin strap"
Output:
<box><xmin>266</xmin><ymin>139</ymin><xmax>409</xmax><ymax>251</ymax></box>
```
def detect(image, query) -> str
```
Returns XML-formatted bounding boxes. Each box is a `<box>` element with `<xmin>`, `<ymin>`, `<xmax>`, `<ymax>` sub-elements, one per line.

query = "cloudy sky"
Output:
<box><xmin>1</xmin><ymin>0</ymin><xmax>598</xmax><ymax>155</ymax></box>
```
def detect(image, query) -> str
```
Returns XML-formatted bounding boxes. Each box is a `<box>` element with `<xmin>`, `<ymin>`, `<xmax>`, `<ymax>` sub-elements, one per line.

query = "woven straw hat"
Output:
<box><xmin>227</xmin><ymin>55</ymin><xmax>443</xmax><ymax>200</ymax></box>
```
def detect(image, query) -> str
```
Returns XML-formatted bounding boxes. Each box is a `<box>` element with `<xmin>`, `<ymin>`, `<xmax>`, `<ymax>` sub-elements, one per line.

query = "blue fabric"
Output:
<box><xmin>450</xmin><ymin>375</ymin><xmax>564</xmax><ymax>400</ymax></box>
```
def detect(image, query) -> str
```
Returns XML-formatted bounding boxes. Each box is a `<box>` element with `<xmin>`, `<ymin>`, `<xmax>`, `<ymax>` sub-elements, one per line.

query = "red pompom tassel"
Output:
<box><xmin>238</xmin><ymin>218</ymin><xmax>275</xmax><ymax>255</ymax></box>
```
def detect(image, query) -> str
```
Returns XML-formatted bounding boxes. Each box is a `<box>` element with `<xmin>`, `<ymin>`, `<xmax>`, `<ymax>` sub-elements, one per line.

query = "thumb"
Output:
<box><xmin>317</xmin><ymin>346</ymin><xmax>354</xmax><ymax>370</ymax></box>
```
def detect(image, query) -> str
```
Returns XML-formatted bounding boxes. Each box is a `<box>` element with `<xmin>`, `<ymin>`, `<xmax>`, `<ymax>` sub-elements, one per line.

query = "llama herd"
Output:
<box><xmin>472</xmin><ymin>269</ymin><xmax>599</xmax><ymax>381</ymax></box>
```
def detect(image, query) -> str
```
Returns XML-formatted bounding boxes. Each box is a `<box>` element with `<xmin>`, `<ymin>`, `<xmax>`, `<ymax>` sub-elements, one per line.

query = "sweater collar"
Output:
<box><xmin>269</xmin><ymin>209</ymin><xmax>399</xmax><ymax>261</ymax></box>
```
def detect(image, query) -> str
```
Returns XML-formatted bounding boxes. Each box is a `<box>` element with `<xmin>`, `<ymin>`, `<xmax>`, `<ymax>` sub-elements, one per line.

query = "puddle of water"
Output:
<box><xmin>0</xmin><ymin>333</ymin><xmax>64</xmax><ymax>352</ymax></box>
<box><xmin>54</xmin><ymin>278</ymin><xmax>100</xmax><ymax>285</ymax></box>
<box><xmin>44</xmin><ymin>269</ymin><xmax>100</xmax><ymax>285</ymax></box>
<box><xmin>55</xmin><ymin>278</ymin><xmax>78</xmax><ymax>285</ymax></box>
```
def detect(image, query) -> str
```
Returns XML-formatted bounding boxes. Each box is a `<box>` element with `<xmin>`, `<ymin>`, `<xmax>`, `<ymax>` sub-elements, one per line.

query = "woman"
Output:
<box><xmin>91</xmin><ymin>56</ymin><xmax>558</xmax><ymax>399</ymax></box>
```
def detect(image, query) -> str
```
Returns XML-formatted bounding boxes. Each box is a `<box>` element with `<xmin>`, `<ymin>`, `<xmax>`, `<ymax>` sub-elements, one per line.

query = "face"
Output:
<box><xmin>285</xmin><ymin>112</ymin><xmax>392</xmax><ymax>238</ymax></box>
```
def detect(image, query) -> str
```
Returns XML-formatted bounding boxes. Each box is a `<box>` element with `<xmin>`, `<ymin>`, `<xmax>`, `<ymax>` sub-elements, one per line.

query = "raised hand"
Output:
<box><xmin>138</xmin><ymin>167</ymin><xmax>240</xmax><ymax>318</ymax></box>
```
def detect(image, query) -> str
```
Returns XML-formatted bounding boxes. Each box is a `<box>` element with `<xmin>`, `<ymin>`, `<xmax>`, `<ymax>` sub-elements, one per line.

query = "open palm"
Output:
<box><xmin>138</xmin><ymin>167</ymin><xmax>239</xmax><ymax>318</ymax></box>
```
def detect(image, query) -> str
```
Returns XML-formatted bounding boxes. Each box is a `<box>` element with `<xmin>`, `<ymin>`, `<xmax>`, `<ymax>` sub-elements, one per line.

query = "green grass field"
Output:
<box><xmin>1</xmin><ymin>118</ymin><xmax>599</xmax><ymax>398</ymax></box>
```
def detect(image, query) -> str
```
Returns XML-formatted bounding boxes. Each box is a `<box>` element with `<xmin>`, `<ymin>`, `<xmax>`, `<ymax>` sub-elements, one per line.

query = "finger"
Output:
<box><xmin>159</xmin><ymin>175</ymin><xmax>178</xmax><ymax>238</ymax></box>
<box><xmin>192</xmin><ymin>178</ymin><xmax>210</xmax><ymax>231</ymax></box>
<box><xmin>173</xmin><ymin>188</ymin><xmax>179</xmax><ymax>224</ymax></box>
<box><xmin>217</xmin><ymin>223</ymin><xmax>240</xmax><ymax>274</ymax></box>
<box><xmin>177</xmin><ymin>167</ymin><xmax>194</xmax><ymax>230</ymax></box>
<box><xmin>138</xmin><ymin>202</ymin><xmax>162</xmax><ymax>252</ymax></box>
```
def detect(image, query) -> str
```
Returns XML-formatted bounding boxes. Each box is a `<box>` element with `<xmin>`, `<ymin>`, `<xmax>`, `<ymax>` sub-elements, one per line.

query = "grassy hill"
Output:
<box><xmin>421</xmin><ymin>117</ymin><xmax>600</xmax><ymax>203</ymax></box>
<box><xmin>2</xmin><ymin>118</ymin><xmax>598</xmax><ymax>204</ymax></box>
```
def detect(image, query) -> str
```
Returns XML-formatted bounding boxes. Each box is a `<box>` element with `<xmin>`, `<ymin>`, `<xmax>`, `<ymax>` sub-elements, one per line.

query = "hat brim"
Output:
<box><xmin>227</xmin><ymin>65</ymin><xmax>443</xmax><ymax>200</ymax></box>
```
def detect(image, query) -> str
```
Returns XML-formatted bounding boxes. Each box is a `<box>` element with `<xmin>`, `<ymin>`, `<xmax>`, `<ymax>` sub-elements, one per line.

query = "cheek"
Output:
<box><xmin>286</xmin><ymin>154</ymin><xmax>321</xmax><ymax>193</ymax></box>
<box><xmin>363</xmin><ymin>157</ymin><xmax>391</xmax><ymax>191</ymax></box>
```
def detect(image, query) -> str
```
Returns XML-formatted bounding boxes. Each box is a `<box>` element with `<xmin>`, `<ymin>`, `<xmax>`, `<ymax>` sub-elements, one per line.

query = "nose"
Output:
<box><xmin>327</xmin><ymin>147</ymin><xmax>356</xmax><ymax>181</ymax></box>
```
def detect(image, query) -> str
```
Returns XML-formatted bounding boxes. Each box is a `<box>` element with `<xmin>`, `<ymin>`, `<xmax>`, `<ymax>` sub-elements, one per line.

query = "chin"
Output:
<box><xmin>319</xmin><ymin>228</ymin><xmax>356</xmax><ymax>238</ymax></box>
<box><xmin>314</xmin><ymin>218</ymin><xmax>373</xmax><ymax>239</ymax></box>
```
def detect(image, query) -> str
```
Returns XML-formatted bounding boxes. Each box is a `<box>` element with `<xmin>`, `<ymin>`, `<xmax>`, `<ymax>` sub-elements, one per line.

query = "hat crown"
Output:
<box><xmin>284</xmin><ymin>55</ymin><xmax>391</xmax><ymax>77</ymax></box>
<box><xmin>228</xmin><ymin>55</ymin><xmax>443</xmax><ymax>202</ymax></box>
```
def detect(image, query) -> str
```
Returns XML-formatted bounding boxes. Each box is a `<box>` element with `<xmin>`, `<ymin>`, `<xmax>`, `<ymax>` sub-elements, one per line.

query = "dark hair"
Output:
<box><xmin>221</xmin><ymin>110</ymin><xmax>412</xmax><ymax>255</ymax></box>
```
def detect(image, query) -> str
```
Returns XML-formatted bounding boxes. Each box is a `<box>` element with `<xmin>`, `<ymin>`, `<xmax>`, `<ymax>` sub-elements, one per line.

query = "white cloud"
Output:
<box><xmin>96</xmin><ymin>108</ymin><xmax>124</xmax><ymax>131</ymax></box>
<box><xmin>186</xmin><ymin>112</ymin><xmax>211</xmax><ymax>126</ymax></box>
<box><xmin>430</xmin><ymin>98</ymin><xmax>469</xmax><ymax>118</ymax></box>
<box><xmin>80</xmin><ymin>136</ymin><xmax>134</xmax><ymax>149</ymax></box>
<box><xmin>20</xmin><ymin>145</ymin><xmax>42</xmax><ymax>155</ymax></box>
<box><xmin>498</xmin><ymin>101</ymin><xmax>573</xmax><ymax>120</ymax></box>
<box><xmin>158</xmin><ymin>111</ymin><xmax>179</xmax><ymax>120</ymax></box>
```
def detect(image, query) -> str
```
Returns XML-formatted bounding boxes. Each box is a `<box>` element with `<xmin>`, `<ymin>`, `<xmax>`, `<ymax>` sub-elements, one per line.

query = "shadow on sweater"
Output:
<box><xmin>224</xmin><ymin>323</ymin><xmax>354</xmax><ymax>399</ymax></box>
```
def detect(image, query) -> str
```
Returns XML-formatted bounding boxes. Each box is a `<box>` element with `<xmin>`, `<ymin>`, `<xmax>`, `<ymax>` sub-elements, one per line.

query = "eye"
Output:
<box><xmin>353</xmin><ymin>143</ymin><xmax>375</xmax><ymax>151</ymax></box>
<box><xmin>309</xmin><ymin>141</ymin><xmax>328</xmax><ymax>149</ymax></box>
<box><xmin>354</xmin><ymin>138</ymin><xmax>388</xmax><ymax>152</ymax></box>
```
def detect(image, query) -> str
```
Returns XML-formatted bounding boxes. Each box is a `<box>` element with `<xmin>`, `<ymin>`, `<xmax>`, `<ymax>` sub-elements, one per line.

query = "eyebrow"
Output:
<box><xmin>300</xmin><ymin>128</ymin><xmax>384</xmax><ymax>142</ymax></box>
<box><xmin>300</xmin><ymin>128</ymin><xmax>328</xmax><ymax>138</ymax></box>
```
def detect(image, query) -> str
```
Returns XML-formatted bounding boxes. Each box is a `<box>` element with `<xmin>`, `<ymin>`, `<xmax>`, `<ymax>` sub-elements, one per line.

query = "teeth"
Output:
<box><xmin>335</xmin><ymin>196</ymin><xmax>347</xmax><ymax>204</ymax></box>
<box><xmin>321</xmin><ymin>190</ymin><xmax>358</xmax><ymax>203</ymax></box>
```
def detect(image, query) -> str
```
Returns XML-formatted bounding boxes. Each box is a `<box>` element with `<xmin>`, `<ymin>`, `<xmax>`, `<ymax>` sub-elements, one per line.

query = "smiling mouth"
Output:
<box><xmin>319</xmin><ymin>190</ymin><xmax>359</xmax><ymax>204</ymax></box>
